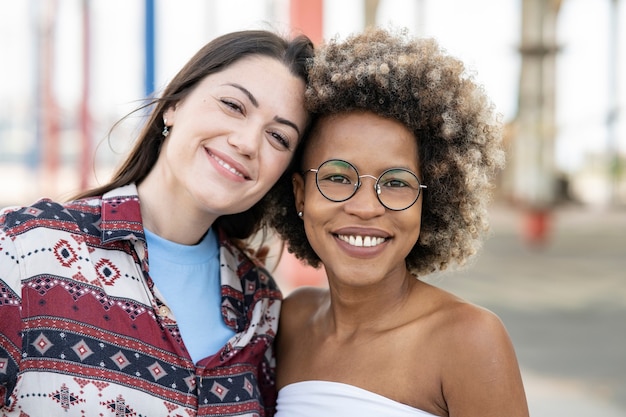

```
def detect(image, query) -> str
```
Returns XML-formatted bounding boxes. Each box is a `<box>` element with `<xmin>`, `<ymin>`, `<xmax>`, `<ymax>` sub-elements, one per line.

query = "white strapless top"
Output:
<box><xmin>275</xmin><ymin>380</ymin><xmax>440</xmax><ymax>417</ymax></box>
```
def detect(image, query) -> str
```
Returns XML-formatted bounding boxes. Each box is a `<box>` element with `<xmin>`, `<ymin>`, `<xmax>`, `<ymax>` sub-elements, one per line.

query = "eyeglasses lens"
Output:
<box><xmin>316</xmin><ymin>160</ymin><xmax>358</xmax><ymax>202</ymax></box>
<box><xmin>377</xmin><ymin>169</ymin><xmax>421</xmax><ymax>210</ymax></box>
<box><xmin>315</xmin><ymin>160</ymin><xmax>422</xmax><ymax>210</ymax></box>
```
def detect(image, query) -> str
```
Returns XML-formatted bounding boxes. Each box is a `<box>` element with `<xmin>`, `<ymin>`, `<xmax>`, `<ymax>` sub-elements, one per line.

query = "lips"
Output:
<box><xmin>207</xmin><ymin>149</ymin><xmax>250</xmax><ymax>179</ymax></box>
<box><xmin>337</xmin><ymin>234</ymin><xmax>387</xmax><ymax>247</ymax></box>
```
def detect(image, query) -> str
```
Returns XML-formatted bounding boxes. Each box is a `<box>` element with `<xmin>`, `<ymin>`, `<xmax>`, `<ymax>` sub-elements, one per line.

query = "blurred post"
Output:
<box><xmin>274</xmin><ymin>0</ymin><xmax>327</xmax><ymax>291</ymax></box>
<box><xmin>415</xmin><ymin>0</ymin><xmax>426</xmax><ymax>36</ymax></box>
<box><xmin>79</xmin><ymin>0</ymin><xmax>92</xmax><ymax>191</ymax></box>
<box><xmin>511</xmin><ymin>0</ymin><xmax>561</xmax><ymax>246</ymax></box>
<box><xmin>145</xmin><ymin>0</ymin><xmax>156</xmax><ymax>96</ymax></box>
<box><xmin>289</xmin><ymin>0</ymin><xmax>322</xmax><ymax>44</ymax></box>
<box><xmin>607</xmin><ymin>0</ymin><xmax>620</xmax><ymax>205</ymax></box>
<box><xmin>364</xmin><ymin>0</ymin><xmax>380</xmax><ymax>27</ymax></box>
<box><xmin>39</xmin><ymin>0</ymin><xmax>60</xmax><ymax>198</ymax></box>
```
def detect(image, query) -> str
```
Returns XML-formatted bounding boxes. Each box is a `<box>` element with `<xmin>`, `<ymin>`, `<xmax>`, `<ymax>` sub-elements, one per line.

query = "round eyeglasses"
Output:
<box><xmin>304</xmin><ymin>159</ymin><xmax>427</xmax><ymax>211</ymax></box>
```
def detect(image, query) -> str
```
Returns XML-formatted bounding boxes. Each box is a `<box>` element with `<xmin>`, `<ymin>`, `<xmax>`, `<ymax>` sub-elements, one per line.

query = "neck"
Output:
<box><xmin>325</xmin><ymin>270</ymin><xmax>416</xmax><ymax>335</ymax></box>
<box><xmin>137</xmin><ymin>175</ymin><xmax>216</xmax><ymax>245</ymax></box>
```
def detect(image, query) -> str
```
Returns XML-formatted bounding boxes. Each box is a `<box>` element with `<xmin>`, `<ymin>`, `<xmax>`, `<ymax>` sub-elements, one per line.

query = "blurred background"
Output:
<box><xmin>1</xmin><ymin>0</ymin><xmax>625</xmax><ymax>415</ymax></box>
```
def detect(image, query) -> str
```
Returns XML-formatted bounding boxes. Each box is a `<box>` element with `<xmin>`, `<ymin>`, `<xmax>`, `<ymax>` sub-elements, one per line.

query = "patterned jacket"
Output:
<box><xmin>0</xmin><ymin>184</ymin><xmax>282</xmax><ymax>416</ymax></box>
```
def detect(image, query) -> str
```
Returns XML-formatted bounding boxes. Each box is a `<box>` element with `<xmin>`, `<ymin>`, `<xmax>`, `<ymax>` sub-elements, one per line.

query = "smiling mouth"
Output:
<box><xmin>208</xmin><ymin>150</ymin><xmax>248</xmax><ymax>179</ymax></box>
<box><xmin>337</xmin><ymin>234</ymin><xmax>387</xmax><ymax>247</ymax></box>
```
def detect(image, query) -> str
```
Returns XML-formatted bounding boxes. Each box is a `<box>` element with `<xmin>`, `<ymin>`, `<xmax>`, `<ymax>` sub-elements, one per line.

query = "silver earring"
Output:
<box><xmin>297</xmin><ymin>211</ymin><xmax>303</xmax><ymax>218</ymax></box>
<box><xmin>162</xmin><ymin>118</ymin><xmax>169</xmax><ymax>137</ymax></box>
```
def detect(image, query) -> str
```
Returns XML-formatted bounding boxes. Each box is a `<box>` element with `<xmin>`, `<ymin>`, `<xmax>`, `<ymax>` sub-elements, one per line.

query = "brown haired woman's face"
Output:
<box><xmin>155</xmin><ymin>55</ymin><xmax>307</xmax><ymax>221</ymax></box>
<box><xmin>293</xmin><ymin>112</ymin><xmax>423</xmax><ymax>286</ymax></box>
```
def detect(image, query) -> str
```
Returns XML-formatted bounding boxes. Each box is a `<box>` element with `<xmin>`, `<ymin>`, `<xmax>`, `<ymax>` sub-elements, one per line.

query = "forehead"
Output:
<box><xmin>185</xmin><ymin>54</ymin><xmax>307</xmax><ymax>133</ymax></box>
<box><xmin>205</xmin><ymin>54</ymin><xmax>291</xmax><ymax>83</ymax></box>
<box><xmin>305</xmin><ymin>112</ymin><xmax>419</xmax><ymax>169</ymax></box>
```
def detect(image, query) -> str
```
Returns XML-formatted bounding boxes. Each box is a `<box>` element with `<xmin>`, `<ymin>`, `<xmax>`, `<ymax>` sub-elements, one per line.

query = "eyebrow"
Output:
<box><xmin>274</xmin><ymin>116</ymin><xmax>301</xmax><ymax>136</ymax></box>
<box><xmin>227</xmin><ymin>83</ymin><xmax>258</xmax><ymax>107</ymax></box>
<box><xmin>225</xmin><ymin>83</ymin><xmax>301</xmax><ymax>136</ymax></box>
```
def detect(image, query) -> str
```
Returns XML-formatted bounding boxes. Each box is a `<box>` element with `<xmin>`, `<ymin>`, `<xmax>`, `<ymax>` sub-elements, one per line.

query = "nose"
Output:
<box><xmin>344</xmin><ymin>175</ymin><xmax>385</xmax><ymax>217</ymax></box>
<box><xmin>359</xmin><ymin>174</ymin><xmax>382</xmax><ymax>195</ymax></box>
<box><xmin>227</xmin><ymin>125</ymin><xmax>261</xmax><ymax>158</ymax></box>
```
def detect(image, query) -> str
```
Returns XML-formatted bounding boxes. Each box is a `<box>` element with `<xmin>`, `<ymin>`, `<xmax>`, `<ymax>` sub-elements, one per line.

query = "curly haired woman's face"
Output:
<box><xmin>294</xmin><ymin>112</ymin><xmax>423</xmax><ymax>285</ymax></box>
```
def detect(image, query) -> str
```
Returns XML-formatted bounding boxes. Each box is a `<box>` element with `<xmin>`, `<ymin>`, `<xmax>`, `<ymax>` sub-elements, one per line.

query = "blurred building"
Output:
<box><xmin>0</xmin><ymin>0</ymin><xmax>624</xmax><ymax>209</ymax></box>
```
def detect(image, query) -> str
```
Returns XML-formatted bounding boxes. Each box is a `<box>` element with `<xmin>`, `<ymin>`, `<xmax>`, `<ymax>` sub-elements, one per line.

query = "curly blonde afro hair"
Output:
<box><xmin>267</xmin><ymin>27</ymin><xmax>505</xmax><ymax>276</ymax></box>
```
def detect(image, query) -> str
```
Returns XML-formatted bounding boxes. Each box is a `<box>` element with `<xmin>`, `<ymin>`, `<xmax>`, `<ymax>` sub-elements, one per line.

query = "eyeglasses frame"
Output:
<box><xmin>304</xmin><ymin>159</ymin><xmax>427</xmax><ymax>211</ymax></box>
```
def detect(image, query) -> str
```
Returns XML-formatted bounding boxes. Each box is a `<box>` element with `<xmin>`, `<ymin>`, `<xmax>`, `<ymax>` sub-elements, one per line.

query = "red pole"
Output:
<box><xmin>289</xmin><ymin>0</ymin><xmax>323</xmax><ymax>44</ymax></box>
<box><xmin>278</xmin><ymin>1</ymin><xmax>326</xmax><ymax>291</ymax></box>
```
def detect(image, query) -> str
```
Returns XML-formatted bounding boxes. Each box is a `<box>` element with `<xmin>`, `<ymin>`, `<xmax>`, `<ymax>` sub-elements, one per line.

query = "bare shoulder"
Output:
<box><xmin>425</xmin><ymin>286</ymin><xmax>529</xmax><ymax>416</ymax></box>
<box><xmin>279</xmin><ymin>286</ymin><xmax>328</xmax><ymax>331</ymax></box>
<box><xmin>423</xmin><ymin>285</ymin><xmax>515</xmax><ymax>366</ymax></box>
<box><xmin>418</xmin><ymin>282</ymin><xmax>509</xmax><ymax>345</ymax></box>
<box><xmin>443</xmin><ymin>296</ymin><xmax>509</xmax><ymax>345</ymax></box>
<box><xmin>283</xmin><ymin>285</ymin><xmax>328</xmax><ymax>305</ymax></box>
<box><xmin>276</xmin><ymin>287</ymin><xmax>329</xmax><ymax>387</ymax></box>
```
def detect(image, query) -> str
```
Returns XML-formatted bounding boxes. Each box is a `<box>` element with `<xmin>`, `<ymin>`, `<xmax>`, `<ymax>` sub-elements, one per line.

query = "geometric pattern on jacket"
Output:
<box><xmin>0</xmin><ymin>184</ymin><xmax>282</xmax><ymax>416</ymax></box>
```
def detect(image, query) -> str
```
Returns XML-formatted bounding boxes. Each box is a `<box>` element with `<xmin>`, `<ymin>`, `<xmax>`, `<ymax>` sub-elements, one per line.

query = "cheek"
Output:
<box><xmin>158</xmin><ymin>137</ymin><xmax>181</xmax><ymax>169</ymax></box>
<box><xmin>265</xmin><ymin>151</ymin><xmax>292</xmax><ymax>176</ymax></box>
<box><xmin>301</xmin><ymin>192</ymin><xmax>331</xmax><ymax>236</ymax></box>
<box><xmin>302</xmin><ymin>216</ymin><xmax>324</xmax><ymax>255</ymax></box>
<box><xmin>301</xmin><ymin>180</ymin><xmax>325</xmax><ymax>208</ymax></box>
<box><xmin>163</xmin><ymin>132</ymin><xmax>190</xmax><ymax>160</ymax></box>
<box><xmin>405</xmin><ymin>205</ymin><xmax>423</xmax><ymax>240</ymax></box>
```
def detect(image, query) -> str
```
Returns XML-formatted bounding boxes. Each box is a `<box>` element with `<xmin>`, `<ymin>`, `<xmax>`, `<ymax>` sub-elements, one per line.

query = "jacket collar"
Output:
<box><xmin>100</xmin><ymin>183</ymin><xmax>146</xmax><ymax>244</ymax></box>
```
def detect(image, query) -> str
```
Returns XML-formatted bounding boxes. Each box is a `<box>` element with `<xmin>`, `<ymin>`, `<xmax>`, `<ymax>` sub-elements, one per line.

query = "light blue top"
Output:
<box><xmin>145</xmin><ymin>227</ymin><xmax>235</xmax><ymax>363</ymax></box>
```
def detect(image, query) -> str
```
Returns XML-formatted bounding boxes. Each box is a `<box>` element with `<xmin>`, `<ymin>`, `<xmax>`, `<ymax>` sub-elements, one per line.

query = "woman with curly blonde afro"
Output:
<box><xmin>269</xmin><ymin>27</ymin><xmax>529</xmax><ymax>417</ymax></box>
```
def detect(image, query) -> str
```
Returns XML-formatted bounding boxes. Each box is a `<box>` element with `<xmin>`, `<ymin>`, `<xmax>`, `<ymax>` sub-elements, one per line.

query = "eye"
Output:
<box><xmin>320</xmin><ymin>174</ymin><xmax>353</xmax><ymax>185</ymax></box>
<box><xmin>381</xmin><ymin>178</ymin><xmax>410</xmax><ymax>188</ymax></box>
<box><xmin>380</xmin><ymin>170</ymin><xmax>420</xmax><ymax>189</ymax></box>
<box><xmin>317</xmin><ymin>160</ymin><xmax>357</xmax><ymax>185</ymax></box>
<box><xmin>268</xmin><ymin>130</ymin><xmax>292</xmax><ymax>150</ymax></box>
<box><xmin>220</xmin><ymin>98</ymin><xmax>244</xmax><ymax>115</ymax></box>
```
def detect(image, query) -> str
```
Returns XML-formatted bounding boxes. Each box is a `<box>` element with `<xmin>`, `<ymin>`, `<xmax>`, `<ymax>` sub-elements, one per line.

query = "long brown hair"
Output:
<box><xmin>76</xmin><ymin>30</ymin><xmax>314</xmax><ymax>240</ymax></box>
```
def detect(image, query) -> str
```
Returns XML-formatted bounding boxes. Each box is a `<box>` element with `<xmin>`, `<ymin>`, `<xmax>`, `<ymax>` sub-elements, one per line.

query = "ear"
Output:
<box><xmin>163</xmin><ymin>106</ymin><xmax>175</xmax><ymax>126</ymax></box>
<box><xmin>292</xmin><ymin>172</ymin><xmax>306</xmax><ymax>213</ymax></box>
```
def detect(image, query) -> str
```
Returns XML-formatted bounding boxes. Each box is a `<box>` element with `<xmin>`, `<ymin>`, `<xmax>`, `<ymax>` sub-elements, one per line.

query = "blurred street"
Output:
<box><xmin>431</xmin><ymin>204</ymin><xmax>626</xmax><ymax>416</ymax></box>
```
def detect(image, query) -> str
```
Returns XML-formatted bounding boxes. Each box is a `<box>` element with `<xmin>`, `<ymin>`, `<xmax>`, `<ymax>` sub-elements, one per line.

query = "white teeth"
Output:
<box><xmin>211</xmin><ymin>153</ymin><xmax>244</xmax><ymax>177</ymax></box>
<box><xmin>338</xmin><ymin>234</ymin><xmax>386</xmax><ymax>247</ymax></box>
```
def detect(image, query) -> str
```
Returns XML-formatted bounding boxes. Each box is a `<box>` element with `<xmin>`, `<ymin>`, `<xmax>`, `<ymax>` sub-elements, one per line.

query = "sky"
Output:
<box><xmin>0</xmin><ymin>0</ymin><xmax>624</xmax><ymax>202</ymax></box>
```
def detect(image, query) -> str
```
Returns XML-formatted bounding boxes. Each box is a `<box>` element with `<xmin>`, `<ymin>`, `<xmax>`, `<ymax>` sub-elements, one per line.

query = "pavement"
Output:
<box><xmin>430</xmin><ymin>203</ymin><xmax>626</xmax><ymax>417</ymax></box>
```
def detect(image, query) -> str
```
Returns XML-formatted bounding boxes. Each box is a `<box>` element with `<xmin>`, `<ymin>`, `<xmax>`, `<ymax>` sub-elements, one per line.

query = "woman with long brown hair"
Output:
<box><xmin>0</xmin><ymin>29</ymin><xmax>313</xmax><ymax>417</ymax></box>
